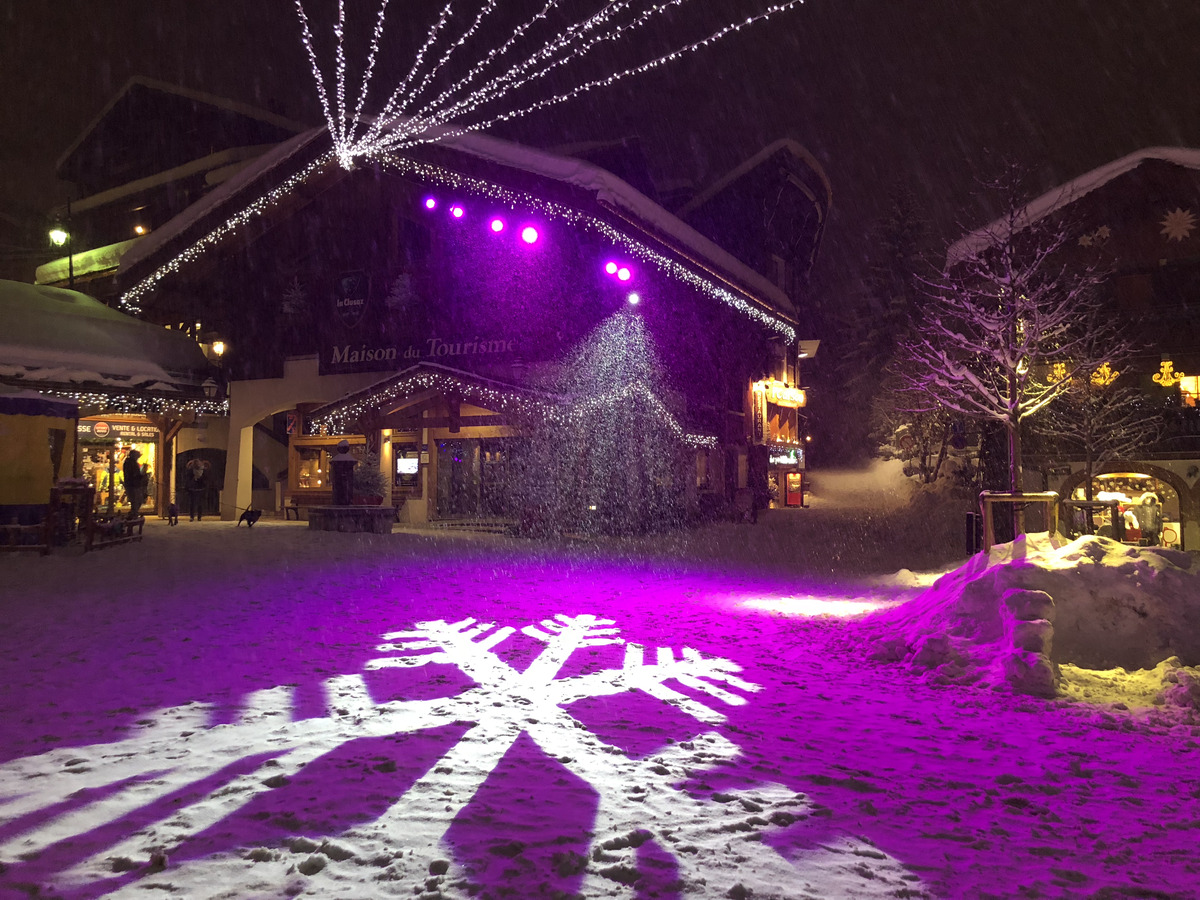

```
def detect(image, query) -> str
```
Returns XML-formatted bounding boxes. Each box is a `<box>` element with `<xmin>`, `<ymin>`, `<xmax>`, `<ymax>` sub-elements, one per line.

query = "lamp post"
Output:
<box><xmin>48</xmin><ymin>199</ymin><xmax>74</xmax><ymax>289</ymax></box>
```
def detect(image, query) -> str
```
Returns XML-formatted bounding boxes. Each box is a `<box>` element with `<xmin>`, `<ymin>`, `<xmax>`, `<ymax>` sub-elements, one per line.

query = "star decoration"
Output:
<box><xmin>1160</xmin><ymin>208</ymin><xmax>1196</xmax><ymax>242</ymax></box>
<box><xmin>1078</xmin><ymin>225</ymin><xmax>1113</xmax><ymax>247</ymax></box>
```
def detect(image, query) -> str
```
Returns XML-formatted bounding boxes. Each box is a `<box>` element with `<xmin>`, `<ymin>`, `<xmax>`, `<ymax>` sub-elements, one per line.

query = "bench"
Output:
<box><xmin>87</xmin><ymin>514</ymin><xmax>145</xmax><ymax>551</ymax></box>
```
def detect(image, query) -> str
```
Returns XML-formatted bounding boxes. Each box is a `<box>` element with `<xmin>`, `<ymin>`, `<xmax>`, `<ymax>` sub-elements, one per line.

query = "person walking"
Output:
<box><xmin>122</xmin><ymin>449</ymin><xmax>147</xmax><ymax>519</ymax></box>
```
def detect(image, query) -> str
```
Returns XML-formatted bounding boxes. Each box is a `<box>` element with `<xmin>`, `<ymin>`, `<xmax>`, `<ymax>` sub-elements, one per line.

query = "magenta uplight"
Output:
<box><xmin>627</xmin><ymin>292</ymin><xmax>641</xmax><ymax>305</ymax></box>
<box><xmin>450</xmin><ymin>205</ymin><xmax>465</xmax><ymax>219</ymax></box>
<box><xmin>605</xmin><ymin>261</ymin><xmax>619</xmax><ymax>275</ymax></box>
<box><xmin>617</xmin><ymin>267</ymin><xmax>632</xmax><ymax>282</ymax></box>
<box><xmin>490</xmin><ymin>218</ymin><xmax>505</xmax><ymax>233</ymax></box>
<box><xmin>521</xmin><ymin>226</ymin><xmax>539</xmax><ymax>244</ymax></box>
<box><xmin>424</xmin><ymin>197</ymin><xmax>437</xmax><ymax>210</ymax></box>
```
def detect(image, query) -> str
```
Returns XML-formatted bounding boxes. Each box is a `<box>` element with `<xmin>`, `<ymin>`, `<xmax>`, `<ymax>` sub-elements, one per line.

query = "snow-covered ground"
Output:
<box><xmin>2</xmin><ymin>462</ymin><xmax>1199</xmax><ymax>899</ymax></box>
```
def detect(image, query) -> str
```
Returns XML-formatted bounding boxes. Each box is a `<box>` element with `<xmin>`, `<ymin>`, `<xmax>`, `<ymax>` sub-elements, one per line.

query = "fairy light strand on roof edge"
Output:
<box><xmin>119</xmin><ymin>151</ymin><xmax>795</xmax><ymax>342</ymax></box>
<box><xmin>40</xmin><ymin>390</ymin><xmax>229</xmax><ymax>417</ymax></box>
<box><xmin>307</xmin><ymin>370</ymin><xmax>717</xmax><ymax>448</ymax></box>
<box><xmin>295</xmin><ymin>0</ymin><xmax>805</xmax><ymax>168</ymax></box>
<box><xmin>379</xmin><ymin>155</ymin><xmax>796</xmax><ymax>341</ymax></box>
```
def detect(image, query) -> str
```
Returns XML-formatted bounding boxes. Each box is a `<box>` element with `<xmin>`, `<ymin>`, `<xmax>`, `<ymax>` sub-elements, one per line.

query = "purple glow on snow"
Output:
<box><xmin>489</xmin><ymin>217</ymin><xmax>505</xmax><ymax>233</ymax></box>
<box><xmin>616</xmin><ymin>266</ymin><xmax>632</xmax><ymax>281</ymax></box>
<box><xmin>450</xmin><ymin>205</ymin><xmax>465</xmax><ymax>219</ymax></box>
<box><xmin>423</xmin><ymin>197</ymin><xmax>437</xmax><ymax>210</ymax></box>
<box><xmin>627</xmin><ymin>292</ymin><xmax>641</xmax><ymax>305</ymax></box>
<box><xmin>604</xmin><ymin>261</ymin><xmax>619</xmax><ymax>275</ymax></box>
<box><xmin>0</xmin><ymin>530</ymin><xmax>1195</xmax><ymax>897</ymax></box>
<box><xmin>521</xmin><ymin>225</ymin><xmax>539</xmax><ymax>244</ymax></box>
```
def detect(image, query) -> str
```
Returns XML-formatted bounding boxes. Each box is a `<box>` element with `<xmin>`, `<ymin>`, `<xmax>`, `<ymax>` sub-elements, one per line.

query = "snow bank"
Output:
<box><xmin>858</xmin><ymin>533</ymin><xmax>1200</xmax><ymax>701</ymax></box>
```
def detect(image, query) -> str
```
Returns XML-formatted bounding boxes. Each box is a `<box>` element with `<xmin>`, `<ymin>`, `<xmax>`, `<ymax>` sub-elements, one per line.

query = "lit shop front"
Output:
<box><xmin>287</xmin><ymin>434</ymin><xmax>367</xmax><ymax>505</ymax></box>
<box><xmin>751</xmin><ymin>380</ymin><xmax>808</xmax><ymax>508</ymax></box>
<box><xmin>77</xmin><ymin>417</ymin><xmax>160</xmax><ymax>513</ymax></box>
<box><xmin>1068</xmin><ymin>472</ymin><xmax>1182</xmax><ymax>548</ymax></box>
<box><xmin>768</xmin><ymin>445</ymin><xmax>807</xmax><ymax>507</ymax></box>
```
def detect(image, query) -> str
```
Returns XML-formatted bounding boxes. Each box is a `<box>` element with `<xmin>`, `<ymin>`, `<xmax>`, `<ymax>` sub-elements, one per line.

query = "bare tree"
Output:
<box><xmin>895</xmin><ymin>170</ymin><xmax>1117</xmax><ymax>534</ymax></box>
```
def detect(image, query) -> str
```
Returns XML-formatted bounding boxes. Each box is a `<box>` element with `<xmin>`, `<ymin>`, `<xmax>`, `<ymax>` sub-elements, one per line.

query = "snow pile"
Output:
<box><xmin>859</xmin><ymin>532</ymin><xmax>1200</xmax><ymax>701</ymax></box>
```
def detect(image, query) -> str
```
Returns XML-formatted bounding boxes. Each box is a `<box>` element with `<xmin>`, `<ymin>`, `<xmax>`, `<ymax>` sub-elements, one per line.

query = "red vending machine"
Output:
<box><xmin>785</xmin><ymin>471</ymin><xmax>805</xmax><ymax>507</ymax></box>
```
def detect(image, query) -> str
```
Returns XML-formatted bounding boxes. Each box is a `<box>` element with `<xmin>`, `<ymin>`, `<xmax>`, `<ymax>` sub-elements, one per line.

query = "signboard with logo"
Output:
<box><xmin>78</xmin><ymin>419</ymin><xmax>159</xmax><ymax>441</ymax></box>
<box><xmin>286</xmin><ymin>412</ymin><xmax>299</xmax><ymax>435</ymax></box>
<box><xmin>333</xmin><ymin>271</ymin><xmax>370</xmax><ymax>328</ymax></box>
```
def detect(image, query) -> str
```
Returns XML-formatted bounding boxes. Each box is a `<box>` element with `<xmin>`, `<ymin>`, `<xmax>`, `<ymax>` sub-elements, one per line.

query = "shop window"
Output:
<box><xmin>1180</xmin><ymin>375</ymin><xmax>1200</xmax><ymax>408</ymax></box>
<box><xmin>297</xmin><ymin>447</ymin><xmax>329</xmax><ymax>490</ymax></box>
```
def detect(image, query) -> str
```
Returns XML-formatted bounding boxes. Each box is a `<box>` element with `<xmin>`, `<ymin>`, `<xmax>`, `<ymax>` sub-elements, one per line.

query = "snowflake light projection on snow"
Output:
<box><xmin>0</xmin><ymin>613</ymin><xmax>917</xmax><ymax>897</ymax></box>
<box><xmin>296</xmin><ymin>0</ymin><xmax>804</xmax><ymax>169</ymax></box>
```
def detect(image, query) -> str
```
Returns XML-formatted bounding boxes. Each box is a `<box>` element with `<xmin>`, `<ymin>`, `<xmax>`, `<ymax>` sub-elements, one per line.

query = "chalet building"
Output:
<box><xmin>37</xmin><ymin>77</ymin><xmax>306</xmax><ymax>302</ymax></box>
<box><xmin>951</xmin><ymin>148</ymin><xmax>1200</xmax><ymax>549</ymax></box>
<box><xmin>109</xmin><ymin>119</ymin><xmax>828</xmax><ymax>525</ymax></box>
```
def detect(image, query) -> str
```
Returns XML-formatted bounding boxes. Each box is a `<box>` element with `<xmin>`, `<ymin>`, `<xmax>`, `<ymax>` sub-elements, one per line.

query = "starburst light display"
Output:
<box><xmin>296</xmin><ymin>0</ymin><xmax>804</xmax><ymax>170</ymax></box>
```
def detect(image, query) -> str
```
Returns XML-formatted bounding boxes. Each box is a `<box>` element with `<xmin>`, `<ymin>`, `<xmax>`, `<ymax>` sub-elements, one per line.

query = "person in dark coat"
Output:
<box><xmin>122</xmin><ymin>449</ymin><xmax>146</xmax><ymax>518</ymax></box>
<box><xmin>1136</xmin><ymin>494</ymin><xmax>1163</xmax><ymax>546</ymax></box>
<box><xmin>184</xmin><ymin>458</ymin><xmax>209</xmax><ymax>521</ymax></box>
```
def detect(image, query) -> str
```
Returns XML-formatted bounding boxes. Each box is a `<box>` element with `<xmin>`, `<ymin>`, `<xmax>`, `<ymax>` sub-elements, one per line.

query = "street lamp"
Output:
<box><xmin>201</xmin><ymin>377</ymin><xmax>219</xmax><ymax>401</ymax></box>
<box><xmin>48</xmin><ymin>223</ymin><xmax>73</xmax><ymax>289</ymax></box>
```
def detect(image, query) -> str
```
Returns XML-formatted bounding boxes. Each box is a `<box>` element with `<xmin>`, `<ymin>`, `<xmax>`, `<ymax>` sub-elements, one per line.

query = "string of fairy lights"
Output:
<box><xmin>307</xmin><ymin>369</ymin><xmax>717</xmax><ymax>448</ymax></box>
<box><xmin>295</xmin><ymin>0</ymin><xmax>804</xmax><ymax>169</ymax></box>
<box><xmin>119</xmin><ymin>154</ymin><xmax>333</xmax><ymax>314</ymax></box>
<box><xmin>119</xmin><ymin>147</ymin><xmax>797</xmax><ymax>340</ymax></box>
<box><xmin>377</xmin><ymin>154</ymin><xmax>798</xmax><ymax>341</ymax></box>
<box><xmin>38</xmin><ymin>389</ymin><xmax>228</xmax><ymax>418</ymax></box>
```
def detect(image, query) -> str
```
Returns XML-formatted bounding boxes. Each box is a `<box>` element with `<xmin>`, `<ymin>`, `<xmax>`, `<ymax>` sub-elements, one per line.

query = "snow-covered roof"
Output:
<box><xmin>118</xmin><ymin>127</ymin><xmax>329</xmax><ymax>274</ymax></box>
<box><xmin>0</xmin><ymin>280</ymin><xmax>212</xmax><ymax>392</ymax></box>
<box><xmin>948</xmin><ymin>147</ymin><xmax>1200</xmax><ymax>264</ymax></box>
<box><xmin>121</xmin><ymin>123</ymin><xmax>797</xmax><ymax>323</ymax></box>
<box><xmin>36</xmin><ymin>238</ymin><xmax>140</xmax><ymax>285</ymax></box>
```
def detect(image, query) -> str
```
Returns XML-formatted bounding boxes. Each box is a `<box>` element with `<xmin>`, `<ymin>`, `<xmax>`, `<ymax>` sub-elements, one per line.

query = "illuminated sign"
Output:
<box><xmin>753</xmin><ymin>380</ymin><xmax>806</xmax><ymax>408</ymax></box>
<box><xmin>78</xmin><ymin>420</ymin><xmax>158</xmax><ymax>441</ymax></box>
<box><xmin>769</xmin><ymin>449</ymin><xmax>802</xmax><ymax>466</ymax></box>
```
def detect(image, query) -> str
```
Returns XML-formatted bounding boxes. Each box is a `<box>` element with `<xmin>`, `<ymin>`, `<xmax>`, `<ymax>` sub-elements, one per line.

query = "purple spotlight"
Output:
<box><xmin>604</xmin><ymin>261</ymin><xmax>618</xmax><ymax>276</ymax></box>
<box><xmin>617</xmin><ymin>267</ymin><xmax>632</xmax><ymax>282</ymax></box>
<box><xmin>627</xmin><ymin>292</ymin><xmax>641</xmax><ymax>305</ymax></box>
<box><xmin>450</xmin><ymin>205</ymin><xmax>465</xmax><ymax>219</ymax></box>
<box><xmin>490</xmin><ymin>218</ymin><xmax>505</xmax><ymax>233</ymax></box>
<box><xmin>521</xmin><ymin>226</ymin><xmax>539</xmax><ymax>244</ymax></box>
<box><xmin>424</xmin><ymin>197</ymin><xmax>437</xmax><ymax>210</ymax></box>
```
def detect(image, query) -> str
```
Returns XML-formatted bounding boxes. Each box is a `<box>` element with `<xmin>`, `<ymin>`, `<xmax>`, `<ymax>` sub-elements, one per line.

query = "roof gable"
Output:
<box><xmin>58</xmin><ymin>76</ymin><xmax>307</xmax><ymax>195</ymax></box>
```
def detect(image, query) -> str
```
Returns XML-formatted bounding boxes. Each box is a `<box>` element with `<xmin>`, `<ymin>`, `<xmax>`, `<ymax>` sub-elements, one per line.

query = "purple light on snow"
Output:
<box><xmin>604</xmin><ymin>261</ymin><xmax>619</xmax><ymax>275</ymax></box>
<box><xmin>616</xmin><ymin>267</ymin><xmax>632</xmax><ymax>282</ymax></box>
<box><xmin>627</xmin><ymin>292</ymin><xmax>640</xmax><ymax>305</ymax></box>
<box><xmin>490</xmin><ymin>218</ymin><xmax>505</xmax><ymax>233</ymax></box>
<box><xmin>521</xmin><ymin>226</ymin><xmax>539</xmax><ymax>244</ymax></box>
<box><xmin>423</xmin><ymin>197</ymin><xmax>437</xmax><ymax>210</ymax></box>
<box><xmin>450</xmin><ymin>205</ymin><xmax>465</xmax><ymax>219</ymax></box>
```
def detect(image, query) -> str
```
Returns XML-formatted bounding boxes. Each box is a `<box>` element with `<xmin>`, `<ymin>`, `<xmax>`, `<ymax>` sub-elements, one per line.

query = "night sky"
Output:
<box><xmin>3</xmin><ymin>0</ymin><xmax>1200</xmax><ymax>331</ymax></box>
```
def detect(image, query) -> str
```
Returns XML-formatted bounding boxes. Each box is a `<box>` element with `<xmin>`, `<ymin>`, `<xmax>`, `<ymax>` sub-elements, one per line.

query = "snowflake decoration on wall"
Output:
<box><xmin>1160</xmin><ymin>207</ymin><xmax>1196</xmax><ymax>242</ymax></box>
<box><xmin>0</xmin><ymin>613</ymin><xmax>918</xmax><ymax>897</ymax></box>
